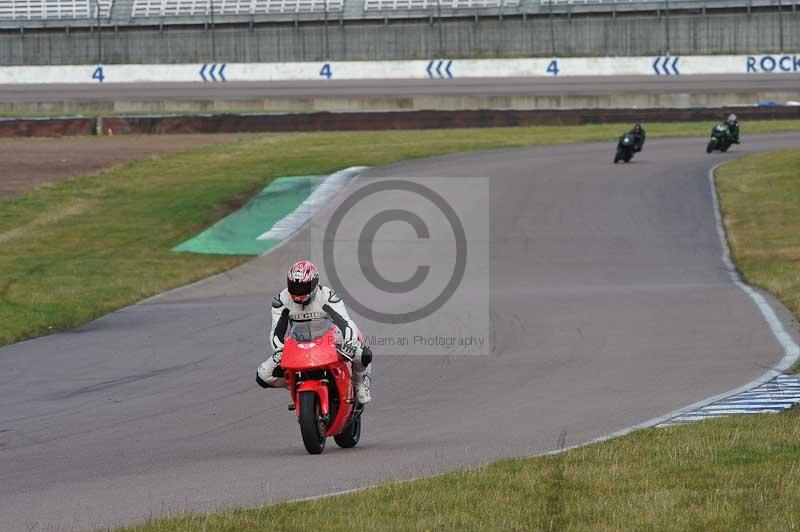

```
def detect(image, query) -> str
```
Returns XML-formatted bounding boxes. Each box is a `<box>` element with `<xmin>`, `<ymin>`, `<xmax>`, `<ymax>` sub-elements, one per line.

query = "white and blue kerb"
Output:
<box><xmin>659</xmin><ymin>374</ymin><xmax>800</xmax><ymax>426</ymax></box>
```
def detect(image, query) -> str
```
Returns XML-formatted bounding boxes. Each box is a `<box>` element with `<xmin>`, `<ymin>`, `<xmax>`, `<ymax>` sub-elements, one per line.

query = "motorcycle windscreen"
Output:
<box><xmin>281</xmin><ymin>320</ymin><xmax>341</xmax><ymax>370</ymax></box>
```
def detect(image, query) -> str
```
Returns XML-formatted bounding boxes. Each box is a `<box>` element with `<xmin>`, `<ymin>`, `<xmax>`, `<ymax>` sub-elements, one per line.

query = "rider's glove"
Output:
<box><xmin>342</xmin><ymin>325</ymin><xmax>357</xmax><ymax>343</ymax></box>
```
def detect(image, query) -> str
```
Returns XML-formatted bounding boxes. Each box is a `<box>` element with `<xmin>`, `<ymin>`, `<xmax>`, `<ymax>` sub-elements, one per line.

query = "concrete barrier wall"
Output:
<box><xmin>105</xmin><ymin>107</ymin><xmax>800</xmax><ymax>135</ymax></box>
<box><xmin>0</xmin><ymin>11</ymin><xmax>798</xmax><ymax>65</ymax></box>
<box><xmin>2</xmin><ymin>53</ymin><xmax>799</xmax><ymax>84</ymax></box>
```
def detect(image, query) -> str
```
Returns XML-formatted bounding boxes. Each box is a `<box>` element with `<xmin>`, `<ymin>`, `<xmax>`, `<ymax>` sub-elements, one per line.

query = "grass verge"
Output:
<box><xmin>120</xmin><ymin>407</ymin><xmax>800</xmax><ymax>532</ymax></box>
<box><xmin>2</xmin><ymin>120</ymin><xmax>800</xmax><ymax>347</ymax></box>
<box><xmin>716</xmin><ymin>148</ymin><xmax>800</xmax><ymax>373</ymax></box>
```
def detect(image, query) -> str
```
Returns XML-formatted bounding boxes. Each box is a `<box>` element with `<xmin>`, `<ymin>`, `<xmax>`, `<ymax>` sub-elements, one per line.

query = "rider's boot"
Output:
<box><xmin>348</xmin><ymin>342</ymin><xmax>372</xmax><ymax>404</ymax></box>
<box><xmin>352</xmin><ymin>370</ymin><xmax>371</xmax><ymax>404</ymax></box>
<box><xmin>256</xmin><ymin>351</ymin><xmax>288</xmax><ymax>389</ymax></box>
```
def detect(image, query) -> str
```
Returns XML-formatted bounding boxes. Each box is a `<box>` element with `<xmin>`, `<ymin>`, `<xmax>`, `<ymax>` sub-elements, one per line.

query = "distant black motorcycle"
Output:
<box><xmin>706</xmin><ymin>124</ymin><xmax>734</xmax><ymax>154</ymax></box>
<box><xmin>614</xmin><ymin>134</ymin><xmax>637</xmax><ymax>163</ymax></box>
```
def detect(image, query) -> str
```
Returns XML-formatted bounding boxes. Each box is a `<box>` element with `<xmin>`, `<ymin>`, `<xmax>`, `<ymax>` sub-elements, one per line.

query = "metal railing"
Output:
<box><xmin>0</xmin><ymin>0</ymin><xmax>112</xmax><ymax>19</ymax></box>
<box><xmin>131</xmin><ymin>0</ymin><xmax>341</xmax><ymax>16</ymax></box>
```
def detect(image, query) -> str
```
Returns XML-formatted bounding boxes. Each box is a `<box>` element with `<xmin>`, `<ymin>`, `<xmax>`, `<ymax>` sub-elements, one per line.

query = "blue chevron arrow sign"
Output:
<box><xmin>200</xmin><ymin>63</ymin><xmax>228</xmax><ymax>82</ymax></box>
<box><xmin>652</xmin><ymin>56</ymin><xmax>680</xmax><ymax>75</ymax></box>
<box><xmin>427</xmin><ymin>59</ymin><xmax>454</xmax><ymax>79</ymax></box>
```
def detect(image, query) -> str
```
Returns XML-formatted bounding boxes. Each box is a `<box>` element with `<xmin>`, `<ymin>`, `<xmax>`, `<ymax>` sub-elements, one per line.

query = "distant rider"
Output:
<box><xmin>256</xmin><ymin>260</ymin><xmax>372</xmax><ymax>404</ymax></box>
<box><xmin>626</xmin><ymin>123</ymin><xmax>647</xmax><ymax>152</ymax></box>
<box><xmin>725</xmin><ymin>113</ymin><xmax>740</xmax><ymax>144</ymax></box>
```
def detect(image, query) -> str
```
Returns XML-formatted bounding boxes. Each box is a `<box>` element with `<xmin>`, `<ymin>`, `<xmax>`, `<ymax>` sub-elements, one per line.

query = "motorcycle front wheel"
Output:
<box><xmin>334</xmin><ymin>413</ymin><xmax>362</xmax><ymax>449</ymax></box>
<box><xmin>299</xmin><ymin>391</ymin><xmax>327</xmax><ymax>454</ymax></box>
<box><xmin>706</xmin><ymin>141</ymin><xmax>715</xmax><ymax>154</ymax></box>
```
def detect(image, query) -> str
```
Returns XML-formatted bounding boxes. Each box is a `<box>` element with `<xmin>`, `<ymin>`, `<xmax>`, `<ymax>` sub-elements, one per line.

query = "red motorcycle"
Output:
<box><xmin>281</xmin><ymin>318</ymin><xmax>365</xmax><ymax>454</ymax></box>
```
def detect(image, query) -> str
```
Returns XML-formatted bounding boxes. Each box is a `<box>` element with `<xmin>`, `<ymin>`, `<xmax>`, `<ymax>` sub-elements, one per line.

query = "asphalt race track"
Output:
<box><xmin>0</xmin><ymin>74</ymin><xmax>798</xmax><ymax>103</ymax></box>
<box><xmin>2</xmin><ymin>133</ymin><xmax>800</xmax><ymax>531</ymax></box>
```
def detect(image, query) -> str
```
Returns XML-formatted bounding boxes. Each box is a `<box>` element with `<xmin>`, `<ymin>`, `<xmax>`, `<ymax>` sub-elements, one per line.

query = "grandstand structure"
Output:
<box><xmin>0</xmin><ymin>0</ymin><xmax>796</xmax><ymax>28</ymax></box>
<box><xmin>0</xmin><ymin>0</ymin><xmax>796</xmax><ymax>65</ymax></box>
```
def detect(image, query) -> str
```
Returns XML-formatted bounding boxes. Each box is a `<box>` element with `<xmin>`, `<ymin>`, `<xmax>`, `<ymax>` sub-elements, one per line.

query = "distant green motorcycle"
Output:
<box><xmin>706</xmin><ymin>124</ymin><xmax>734</xmax><ymax>154</ymax></box>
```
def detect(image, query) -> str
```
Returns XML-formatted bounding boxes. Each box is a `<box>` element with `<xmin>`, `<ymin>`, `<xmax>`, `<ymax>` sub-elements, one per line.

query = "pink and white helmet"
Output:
<box><xmin>287</xmin><ymin>260</ymin><xmax>319</xmax><ymax>304</ymax></box>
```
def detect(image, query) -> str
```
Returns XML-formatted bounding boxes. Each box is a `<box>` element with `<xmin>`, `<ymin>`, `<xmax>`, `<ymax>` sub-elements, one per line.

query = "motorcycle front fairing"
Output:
<box><xmin>711</xmin><ymin>125</ymin><xmax>729</xmax><ymax>140</ymax></box>
<box><xmin>281</xmin><ymin>319</ymin><xmax>341</xmax><ymax>371</ymax></box>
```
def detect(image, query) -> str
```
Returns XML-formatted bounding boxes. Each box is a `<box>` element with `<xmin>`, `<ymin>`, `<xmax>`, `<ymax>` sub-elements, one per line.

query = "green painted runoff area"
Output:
<box><xmin>173</xmin><ymin>175</ymin><xmax>325</xmax><ymax>255</ymax></box>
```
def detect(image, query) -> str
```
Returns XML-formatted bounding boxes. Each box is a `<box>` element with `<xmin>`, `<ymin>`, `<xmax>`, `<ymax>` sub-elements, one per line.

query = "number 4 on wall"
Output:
<box><xmin>320</xmin><ymin>63</ymin><xmax>332</xmax><ymax>79</ymax></box>
<box><xmin>92</xmin><ymin>66</ymin><xmax>105</xmax><ymax>83</ymax></box>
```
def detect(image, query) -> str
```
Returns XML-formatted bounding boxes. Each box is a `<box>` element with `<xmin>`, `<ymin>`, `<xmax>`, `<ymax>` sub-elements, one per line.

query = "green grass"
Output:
<box><xmin>716</xmin><ymin>148</ymin><xmax>800</xmax><ymax>373</ymax></box>
<box><xmin>3</xmin><ymin>120</ymin><xmax>800</xmax><ymax>347</ymax></box>
<box><xmin>120</xmin><ymin>407</ymin><xmax>800</xmax><ymax>532</ymax></box>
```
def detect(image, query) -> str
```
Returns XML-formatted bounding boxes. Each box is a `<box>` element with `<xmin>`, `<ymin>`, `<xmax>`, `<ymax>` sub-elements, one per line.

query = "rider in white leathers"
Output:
<box><xmin>257</xmin><ymin>260</ymin><xmax>372</xmax><ymax>404</ymax></box>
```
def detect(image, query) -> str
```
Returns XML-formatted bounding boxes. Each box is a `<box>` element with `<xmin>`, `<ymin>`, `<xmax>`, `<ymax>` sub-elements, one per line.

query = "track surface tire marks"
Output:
<box><xmin>1</xmin><ymin>134</ymin><xmax>800</xmax><ymax>531</ymax></box>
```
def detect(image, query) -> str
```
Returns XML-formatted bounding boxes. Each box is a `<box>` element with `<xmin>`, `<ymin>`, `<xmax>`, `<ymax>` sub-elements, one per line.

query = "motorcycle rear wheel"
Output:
<box><xmin>299</xmin><ymin>391</ymin><xmax>327</xmax><ymax>454</ymax></box>
<box><xmin>334</xmin><ymin>414</ymin><xmax>362</xmax><ymax>449</ymax></box>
